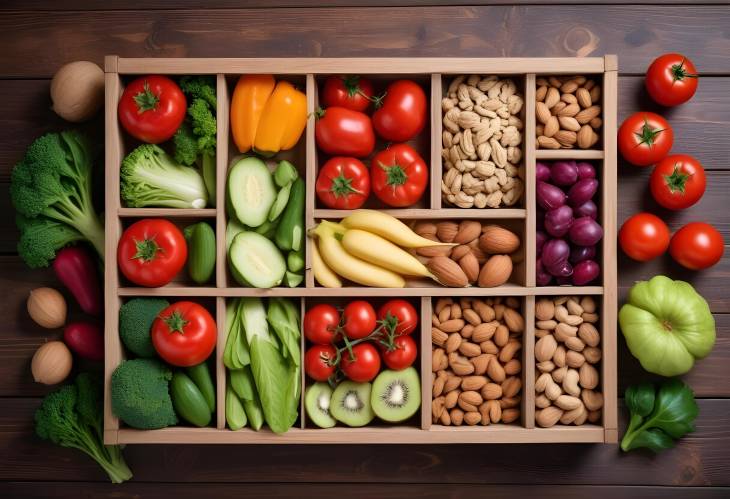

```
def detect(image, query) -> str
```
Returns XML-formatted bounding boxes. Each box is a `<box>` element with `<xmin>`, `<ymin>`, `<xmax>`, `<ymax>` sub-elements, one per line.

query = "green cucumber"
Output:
<box><xmin>253</xmin><ymin>218</ymin><xmax>278</xmax><ymax>239</ymax></box>
<box><xmin>227</xmin><ymin>156</ymin><xmax>276</xmax><ymax>228</ymax></box>
<box><xmin>171</xmin><ymin>372</ymin><xmax>212</xmax><ymax>427</ymax></box>
<box><xmin>229</xmin><ymin>232</ymin><xmax>286</xmax><ymax>288</ymax></box>
<box><xmin>225</xmin><ymin>384</ymin><xmax>247</xmax><ymax>430</ymax></box>
<box><xmin>284</xmin><ymin>271</ymin><xmax>304</xmax><ymax>288</ymax></box>
<box><xmin>275</xmin><ymin>177</ymin><xmax>304</xmax><ymax>252</ymax></box>
<box><xmin>186</xmin><ymin>362</ymin><xmax>216</xmax><ymax>413</ymax></box>
<box><xmin>184</xmin><ymin>222</ymin><xmax>216</xmax><ymax>284</ymax></box>
<box><xmin>268</xmin><ymin>181</ymin><xmax>292</xmax><ymax>222</ymax></box>
<box><xmin>274</xmin><ymin>160</ymin><xmax>298</xmax><ymax>188</ymax></box>
<box><xmin>287</xmin><ymin>249</ymin><xmax>304</xmax><ymax>273</ymax></box>
<box><xmin>229</xmin><ymin>367</ymin><xmax>254</xmax><ymax>401</ymax></box>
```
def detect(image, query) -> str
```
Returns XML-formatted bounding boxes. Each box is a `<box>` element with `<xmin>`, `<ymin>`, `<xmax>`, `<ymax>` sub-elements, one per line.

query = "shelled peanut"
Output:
<box><xmin>536</xmin><ymin>76</ymin><xmax>602</xmax><ymax>150</ymax></box>
<box><xmin>534</xmin><ymin>296</ymin><xmax>603</xmax><ymax>427</ymax></box>
<box><xmin>431</xmin><ymin>297</ymin><xmax>524</xmax><ymax>426</ymax></box>
<box><xmin>441</xmin><ymin>75</ymin><xmax>525</xmax><ymax>208</ymax></box>
<box><xmin>412</xmin><ymin>221</ymin><xmax>521</xmax><ymax>288</ymax></box>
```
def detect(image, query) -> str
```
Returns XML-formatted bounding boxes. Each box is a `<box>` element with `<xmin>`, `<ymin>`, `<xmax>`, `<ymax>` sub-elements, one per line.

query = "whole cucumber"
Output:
<box><xmin>184</xmin><ymin>222</ymin><xmax>216</xmax><ymax>284</ymax></box>
<box><xmin>171</xmin><ymin>372</ymin><xmax>212</xmax><ymax>427</ymax></box>
<box><xmin>275</xmin><ymin>177</ymin><xmax>304</xmax><ymax>252</ymax></box>
<box><xmin>186</xmin><ymin>362</ymin><xmax>216</xmax><ymax>413</ymax></box>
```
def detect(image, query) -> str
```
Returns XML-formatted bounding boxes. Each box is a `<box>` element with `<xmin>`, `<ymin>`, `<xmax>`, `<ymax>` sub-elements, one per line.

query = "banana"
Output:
<box><xmin>311</xmin><ymin>237</ymin><xmax>342</xmax><ymax>288</ymax></box>
<box><xmin>341</xmin><ymin>209</ymin><xmax>453</xmax><ymax>248</ymax></box>
<box><xmin>313</xmin><ymin>223</ymin><xmax>405</xmax><ymax>288</ymax></box>
<box><xmin>342</xmin><ymin>229</ymin><xmax>431</xmax><ymax>277</ymax></box>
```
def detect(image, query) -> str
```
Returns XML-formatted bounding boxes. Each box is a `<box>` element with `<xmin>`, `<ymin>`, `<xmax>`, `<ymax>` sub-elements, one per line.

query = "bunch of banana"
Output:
<box><xmin>309</xmin><ymin>210</ymin><xmax>453</xmax><ymax>288</ymax></box>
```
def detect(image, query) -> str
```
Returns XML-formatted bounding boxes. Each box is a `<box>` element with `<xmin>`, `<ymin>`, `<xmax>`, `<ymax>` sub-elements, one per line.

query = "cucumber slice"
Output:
<box><xmin>227</xmin><ymin>156</ymin><xmax>276</xmax><ymax>228</ymax></box>
<box><xmin>284</xmin><ymin>271</ymin><xmax>304</xmax><ymax>288</ymax></box>
<box><xmin>268</xmin><ymin>181</ymin><xmax>292</xmax><ymax>222</ymax></box>
<box><xmin>226</xmin><ymin>218</ymin><xmax>246</xmax><ymax>252</ymax></box>
<box><xmin>229</xmin><ymin>232</ymin><xmax>286</xmax><ymax>288</ymax></box>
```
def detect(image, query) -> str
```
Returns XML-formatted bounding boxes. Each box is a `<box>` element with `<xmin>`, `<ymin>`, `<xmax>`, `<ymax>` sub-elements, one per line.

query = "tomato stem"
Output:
<box><xmin>634</xmin><ymin>119</ymin><xmax>665</xmax><ymax>148</ymax></box>
<box><xmin>664</xmin><ymin>164</ymin><xmax>691</xmax><ymax>193</ymax></box>
<box><xmin>671</xmin><ymin>59</ymin><xmax>699</xmax><ymax>82</ymax></box>
<box><xmin>133</xmin><ymin>81</ymin><xmax>160</xmax><ymax>113</ymax></box>
<box><xmin>378</xmin><ymin>160</ymin><xmax>408</xmax><ymax>189</ymax></box>
<box><xmin>329</xmin><ymin>171</ymin><xmax>363</xmax><ymax>198</ymax></box>
<box><xmin>131</xmin><ymin>237</ymin><xmax>162</xmax><ymax>262</ymax></box>
<box><xmin>163</xmin><ymin>310</ymin><xmax>189</xmax><ymax>334</ymax></box>
<box><xmin>342</xmin><ymin>75</ymin><xmax>363</xmax><ymax>97</ymax></box>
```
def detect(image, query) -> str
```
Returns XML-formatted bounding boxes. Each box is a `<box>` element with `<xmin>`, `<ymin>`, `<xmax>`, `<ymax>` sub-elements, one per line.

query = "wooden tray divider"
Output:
<box><xmin>299</xmin><ymin>297</ymin><xmax>307</xmax><ymax>429</ymax></box>
<box><xmin>304</xmin><ymin>74</ymin><xmax>316</xmax><ymax>289</ymax></box>
<box><xmin>524</xmin><ymin>74</ymin><xmax>537</xmax><ymax>287</ymax></box>
<box><xmin>215</xmin><ymin>73</ymin><xmax>229</xmax><ymax>289</ymax></box>
<box><xmin>420</xmin><ymin>297</ymin><xmax>432</xmax><ymax>430</ymax></box>
<box><xmin>523</xmin><ymin>295</ymin><xmax>536</xmax><ymax>429</ymax></box>
<box><xmin>430</xmin><ymin>73</ymin><xmax>442</xmax><ymax>210</ymax></box>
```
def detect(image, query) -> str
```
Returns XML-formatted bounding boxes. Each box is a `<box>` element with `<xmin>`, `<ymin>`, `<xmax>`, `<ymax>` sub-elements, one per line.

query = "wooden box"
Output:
<box><xmin>103</xmin><ymin>56</ymin><xmax>617</xmax><ymax>445</ymax></box>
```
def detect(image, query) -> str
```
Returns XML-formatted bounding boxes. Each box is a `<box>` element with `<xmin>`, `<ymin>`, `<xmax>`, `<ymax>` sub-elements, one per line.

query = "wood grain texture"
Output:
<box><xmin>1</xmin><ymin>483</ymin><xmax>729</xmax><ymax>499</ymax></box>
<box><xmin>0</xmin><ymin>397</ymin><xmax>728</xmax><ymax>484</ymax></box>
<box><xmin>1</xmin><ymin>7</ymin><xmax>730</xmax><ymax>77</ymax></box>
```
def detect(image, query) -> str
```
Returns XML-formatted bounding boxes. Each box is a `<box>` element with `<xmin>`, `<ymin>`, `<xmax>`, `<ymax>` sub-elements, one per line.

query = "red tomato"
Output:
<box><xmin>669</xmin><ymin>222</ymin><xmax>724</xmax><ymax>270</ymax></box>
<box><xmin>315</xmin><ymin>107</ymin><xmax>375</xmax><ymax>158</ymax></box>
<box><xmin>618</xmin><ymin>112</ymin><xmax>674</xmax><ymax>167</ymax></box>
<box><xmin>381</xmin><ymin>335</ymin><xmax>418</xmax><ymax>370</ymax></box>
<box><xmin>619</xmin><ymin>213</ymin><xmax>670</xmax><ymax>262</ymax></box>
<box><xmin>341</xmin><ymin>343</ymin><xmax>380</xmax><ymax>382</ymax></box>
<box><xmin>322</xmin><ymin>75</ymin><xmax>374</xmax><ymax>112</ymax></box>
<box><xmin>117</xmin><ymin>219</ymin><xmax>187</xmax><ymax>287</ymax></box>
<box><xmin>372</xmin><ymin>80</ymin><xmax>427</xmax><ymax>142</ymax></box>
<box><xmin>377</xmin><ymin>299</ymin><xmax>418</xmax><ymax>336</ymax></box>
<box><xmin>650</xmin><ymin>154</ymin><xmax>706</xmax><ymax>210</ymax></box>
<box><xmin>305</xmin><ymin>344</ymin><xmax>337</xmax><ymax>381</ymax></box>
<box><xmin>371</xmin><ymin>144</ymin><xmax>428</xmax><ymax>208</ymax></box>
<box><xmin>304</xmin><ymin>304</ymin><xmax>341</xmax><ymax>344</ymax></box>
<box><xmin>342</xmin><ymin>301</ymin><xmax>377</xmax><ymax>340</ymax></box>
<box><xmin>646</xmin><ymin>54</ymin><xmax>699</xmax><ymax>107</ymax></box>
<box><xmin>315</xmin><ymin>157</ymin><xmax>370</xmax><ymax>210</ymax></box>
<box><xmin>152</xmin><ymin>301</ymin><xmax>216</xmax><ymax>367</ymax></box>
<box><xmin>118</xmin><ymin>75</ymin><xmax>187</xmax><ymax>144</ymax></box>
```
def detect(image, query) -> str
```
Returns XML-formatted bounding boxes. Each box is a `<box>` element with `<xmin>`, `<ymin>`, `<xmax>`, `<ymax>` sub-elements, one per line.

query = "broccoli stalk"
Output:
<box><xmin>121</xmin><ymin>144</ymin><xmax>208</xmax><ymax>209</ymax></box>
<box><xmin>11</xmin><ymin>131</ymin><xmax>104</xmax><ymax>267</ymax></box>
<box><xmin>35</xmin><ymin>373</ymin><xmax>133</xmax><ymax>484</ymax></box>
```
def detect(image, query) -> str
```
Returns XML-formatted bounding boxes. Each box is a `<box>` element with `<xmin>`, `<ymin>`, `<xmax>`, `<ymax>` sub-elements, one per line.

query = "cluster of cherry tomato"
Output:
<box><xmin>617</xmin><ymin>53</ymin><xmax>724</xmax><ymax>270</ymax></box>
<box><xmin>314</xmin><ymin>75</ymin><xmax>429</xmax><ymax>209</ymax></box>
<box><xmin>303</xmin><ymin>299</ymin><xmax>419</xmax><ymax>383</ymax></box>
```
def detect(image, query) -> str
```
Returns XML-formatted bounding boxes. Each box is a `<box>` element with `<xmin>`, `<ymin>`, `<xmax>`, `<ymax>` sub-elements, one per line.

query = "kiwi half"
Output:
<box><xmin>305</xmin><ymin>382</ymin><xmax>336</xmax><ymax>429</ymax></box>
<box><xmin>329</xmin><ymin>381</ymin><xmax>375</xmax><ymax>427</ymax></box>
<box><xmin>371</xmin><ymin>367</ymin><xmax>421</xmax><ymax>423</ymax></box>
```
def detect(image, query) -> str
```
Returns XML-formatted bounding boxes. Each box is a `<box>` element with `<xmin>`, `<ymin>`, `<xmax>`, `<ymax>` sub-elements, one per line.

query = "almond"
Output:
<box><xmin>416</xmin><ymin>234</ymin><xmax>452</xmax><ymax>257</ymax></box>
<box><xmin>461</xmin><ymin>323</ymin><xmax>474</xmax><ymax>339</ymax></box>
<box><xmin>477</xmin><ymin>254</ymin><xmax>512</xmax><ymax>288</ymax></box>
<box><xmin>576</xmin><ymin>87</ymin><xmax>592</xmax><ymax>108</ymax></box>
<box><xmin>479</xmin><ymin>225</ymin><xmax>521</xmax><ymax>254</ymax></box>
<box><xmin>537</xmin><ymin>135</ymin><xmax>560</xmax><ymax>149</ymax></box>
<box><xmin>535</xmin><ymin>299</ymin><xmax>555</xmax><ymax>320</ymax></box>
<box><xmin>454</xmin><ymin>220</ymin><xmax>481</xmax><ymax>244</ymax></box>
<box><xmin>413</xmin><ymin>221</ymin><xmax>437</xmax><ymax>237</ymax></box>
<box><xmin>575</xmin><ymin>105</ymin><xmax>601</xmax><ymax>124</ymax></box>
<box><xmin>471</xmin><ymin>353</ymin><xmax>491</xmax><ymax>375</ymax></box>
<box><xmin>561</xmin><ymin>79</ymin><xmax>579</xmax><ymax>94</ymax></box>
<box><xmin>431</xmin><ymin>327</ymin><xmax>448</xmax><ymax>347</ymax></box>
<box><xmin>536</xmin><ymin>406</ymin><xmax>563</xmax><ymax>428</ymax></box>
<box><xmin>481</xmin><ymin>382</ymin><xmax>503</xmax><ymax>400</ymax></box>
<box><xmin>501</xmin><ymin>376</ymin><xmax>522</xmax><ymax>398</ymax></box>
<box><xmin>536</xmin><ymin>101</ymin><xmax>551</xmax><ymax>125</ymax></box>
<box><xmin>458</xmin><ymin>252</ymin><xmax>480</xmax><ymax>283</ymax></box>
<box><xmin>579</xmin><ymin>363</ymin><xmax>599</xmax><ymax>389</ymax></box>
<box><xmin>502</xmin><ymin>408</ymin><xmax>520</xmax><ymax>424</ymax></box>
<box><xmin>498</xmin><ymin>339</ymin><xmax>522</xmax><ymax>363</ymax></box>
<box><xmin>504</xmin><ymin>358</ymin><xmax>521</xmax><ymax>375</ymax></box>
<box><xmin>439</xmin><ymin>318</ymin><xmax>466</xmax><ymax>333</ymax></box>
<box><xmin>578</xmin><ymin>323</ymin><xmax>600</xmax><ymax>347</ymax></box>
<box><xmin>544</xmin><ymin>87</ymin><xmax>560</xmax><ymax>108</ymax></box>
<box><xmin>561</xmin><ymin>93</ymin><xmax>577</xmax><ymax>105</ymax></box>
<box><xmin>581</xmin><ymin>389</ymin><xmax>604</xmax><ymax>411</ymax></box>
<box><xmin>551</xmin><ymin>101</ymin><xmax>567</xmax><ymax>115</ymax></box>
<box><xmin>436</xmin><ymin>221</ymin><xmax>459</xmax><ymax>243</ymax></box>
<box><xmin>544</xmin><ymin>116</ymin><xmax>559</xmax><ymax>137</ymax></box>
<box><xmin>486</xmin><ymin>399</ymin><xmax>502</xmax><ymax>423</ymax></box>
<box><xmin>535</xmin><ymin>334</ymin><xmax>557</xmax><ymax>362</ymax></box>
<box><xmin>427</xmin><ymin>256</ymin><xmax>469</xmax><ymax>288</ymax></box>
<box><xmin>445</xmin><ymin>333</ymin><xmax>462</xmax><ymax>353</ymax></box>
<box><xmin>480</xmin><ymin>340</ymin><xmax>498</xmax><ymax>355</ymax></box>
<box><xmin>459</xmin><ymin>341</ymin><xmax>481</xmax><ymax>358</ymax></box>
<box><xmin>487</xmin><ymin>357</ymin><xmax>506</xmax><ymax>383</ymax></box>
<box><xmin>462</xmin><ymin>375</ymin><xmax>488</xmax><ymax>391</ymax></box>
<box><xmin>493</xmin><ymin>324</ymin><xmax>509</xmax><ymax>347</ymax></box>
<box><xmin>450</xmin><ymin>407</ymin><xmax>464</xmax><ymax>425</ymax></box>
<box><xmin>432</xmin><ymin>348</ymin><xmax>446</xmax><ymax>372</ymax></box>
<box><xmin>503</xmin><ymin>307</ymin><xmax>525</xmax><ymax>333</ymax></box>
<box><xmin>444</xmin><ymin>376</ymin><xmax>462</xmax><ymax>394</ymax></box>
<box><xmin>583</xmin><ymin>346</ymin><xmax>601</xmax><ymax>364</ymax></box>
<box><xmin>555</xmin><ymin>394</ymin><xmax>582</xmax><ymax>411</ymax></box>
<box><xmin>450</xmin><ymin>245</ymin><xmax>471</xmax><ymax>261</ymax></box>
<box><xmin>473</xmin><ymin>300</ymin><xmax>495</xmax><ymax>322</ymax></box>
<box><xmin>467</xmin><ymin>239</ymin><xmax>488</xmax><ymax>264</ymax></box>
<box><xmin>464</xmin><ymin>411</ymin><xmax>482</xmax><ymax>426</ymax></box>
<box><xmin>435</xmin><ymin>297</ymin><xmax>453</xmax><ymax>314</ymax></box>
<box><xmin>565</xmin><ymin>336</ymin><xmax>586</xmax><ymax>352</ymax></box>
<box><xmin>472</xmin><ymin>321</ymin><xmax>497</xmax><ymax>342</ymax></box>
<box><xmin>463</xmin><ymin>307</ymin><xmax>481</xmax><ymax>326</ymax></box>
<box><xmin>566</xmin><ymin>350</ymin><xmax>585</xmax><ymax>368</ymax></box>
<box><xmin>557</xmin><ymin>116</ymin><xmax>581</xmax><ymax>132</ymax></box>
<box><xmin>459</xmin><ymin>390</ymin><xmax>483</xmax><ymax>408</ymax></box>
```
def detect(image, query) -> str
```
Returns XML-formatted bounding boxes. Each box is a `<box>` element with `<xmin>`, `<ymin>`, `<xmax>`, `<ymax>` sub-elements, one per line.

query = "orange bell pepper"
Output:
<box><xmin>230</xmin><ymin>74</ymin><xmax>275</xmax><ymax>153</ymax></box>
<box><xmin>253</xmin><ymin>81</ymin><xmax>307</xmax><ymax>156</ymax></box>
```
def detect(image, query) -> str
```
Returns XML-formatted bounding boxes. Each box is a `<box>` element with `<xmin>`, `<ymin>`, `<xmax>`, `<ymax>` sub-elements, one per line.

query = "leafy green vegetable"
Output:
<box><xmin>121</xmin><ymin>144</ymin><xmax>208</xmax><ymax>209</ymax></box>
<box><xmin>621</xmin><ymin>379</ymin><xmax>699</xmax><ymax>453</ymax></box>
<box><xmin>230</xmin><ymin>367</ymin><xmax>255</xmax><ymax>401</ymax></box>
<box><xmin>223</xmin><ymin>299</ymin><xmax>250</xmax><ymax>369</ymax></box>
<box><xmin>111</xmin><ymin>358</ymin><xmax>178</xmax><ymax>429</ymax></box>
<box><xmin>11</xmin><ymin>131</ymin><xmax>104</xmax><ymax>267</ymax></box>
<box><xmin>225</xmin><ymin>383</ymin><xmax>247</xmax><ymax>431</ymax></box>
<box><xmin>119</xmin><ymin>298</ymin><xmax>169</xmax><ymax>357</ymax></box>
<box><xmin>35</xmin><ymin>373</ymin><xmax>132</xmax><ymax>483</ymax></box>
<box><xmin>268</xmin><ymin>298</ymin><xmax>301</xmax><ymax>366</ymax></box>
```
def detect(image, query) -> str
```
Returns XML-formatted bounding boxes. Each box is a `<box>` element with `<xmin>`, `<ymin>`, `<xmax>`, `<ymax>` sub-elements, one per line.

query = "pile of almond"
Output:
<box><xmin>534</xmin><ymin>296</ymin><xmax>603</xmax><ymax>427</ymax></box>
<box><xmin>412</xmin><ymin>220</ymin><xmax>521</xmax><ymax>288</ymax></box>
<box><xmin>441</xmin><ymin>75</ymin><xmax>525</xmax><ymax>208</ymax></box>
<box><xmin>431</xmin><ymin>297</ymin><xmax>523</xmax><ymax>426</ymax></box>
<box><xmin>536</xmin><ymin>76</ymin><xmax>602</xmax><ymax>150</ymax></box>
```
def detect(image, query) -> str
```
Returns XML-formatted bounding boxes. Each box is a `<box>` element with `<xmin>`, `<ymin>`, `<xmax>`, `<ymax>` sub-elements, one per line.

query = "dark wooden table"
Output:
<box><xmin>0</xmin><ymin>1</ymin><xmax>728</xmax><ymax>498</ymax></box>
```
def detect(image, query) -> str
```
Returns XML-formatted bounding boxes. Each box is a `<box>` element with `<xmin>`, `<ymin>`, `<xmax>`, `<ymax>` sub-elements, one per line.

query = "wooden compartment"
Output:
<box><xmin>104</xmin><ymin>56</ymin><xmax>617</xmax><ymax>445</ymax></box>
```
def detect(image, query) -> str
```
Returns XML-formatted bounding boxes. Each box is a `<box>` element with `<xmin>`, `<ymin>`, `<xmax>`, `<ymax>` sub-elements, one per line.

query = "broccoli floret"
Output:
<box><xmin>111</xmin><ymin>358</ymin><xmax>177</xmax><ymax>430</ymax></box>
<box><xmin>121</xmin><ymin>144</ymin><xmax>208</xmax><ymax>209</ymax></box>
<box><xmin>180</xmin><ymin>75</ymin><xmax>217</xmax><ymax>109</ymax></box>
<box><xmin>16</xmin><ymin>213</ymin><xmax>85</xmax><ymax>268</ymax></box>
<box><xmin>11</xmin><ymin>131</ymin><xmax>104</xmax><ymax>266</ymax></box>
<box><xmin>119</xmin><ymin>298</ymin><xmax>170</xmax><ymax>357</ymax></box>
<box><xmin>35</xmin><ymin>373</ymin><xmax>133</xmax><ymax>483</ymax></box>
<box><xmin>172</xmin><ymin>121</ymin><xmax>199</xmax><ymax>167</ymax></box>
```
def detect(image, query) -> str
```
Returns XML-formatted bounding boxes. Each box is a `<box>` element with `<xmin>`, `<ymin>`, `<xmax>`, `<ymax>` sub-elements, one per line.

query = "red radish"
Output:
<box><xmin>64</xmin><ymin>322</ymin><xmax>104</xmax><ymax>361</ymax></box>
<box><xmin>53</xmin><ymin>246</ymin><xmax>102</xmax><ymax>316</ymax></box>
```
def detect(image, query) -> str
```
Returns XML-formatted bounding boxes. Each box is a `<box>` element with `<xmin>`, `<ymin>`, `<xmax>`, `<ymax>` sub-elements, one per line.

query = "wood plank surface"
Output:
<box><xmin>0</xmin><ymin>397</ymin><xmax>728</xmax><ymax>484</ymax></box>
<box><xmin>1</xmin><ymin>483</ymin><xmax>728</xmax><ymax>499</ymax></box>
<box><xmin>0</xmin><ymin>7</ymin><xmax>730</xmax><ymax>77</ymax></box>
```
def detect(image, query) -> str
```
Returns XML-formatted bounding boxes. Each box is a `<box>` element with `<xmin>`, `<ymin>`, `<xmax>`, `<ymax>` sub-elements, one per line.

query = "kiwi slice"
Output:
<box><xmin>371</xmin><ymin>367</ymin><xmax>421</xmax><ymax>423</ymax></box>
<box><xmin>305</xmin><ymin>382</ymin><xmax>336</xmax><ymax>429</ymax></box>
<box><xmin>330</xmin><ymin>381</ymin><xmax>375</xmax><ymax>427</ymax></box>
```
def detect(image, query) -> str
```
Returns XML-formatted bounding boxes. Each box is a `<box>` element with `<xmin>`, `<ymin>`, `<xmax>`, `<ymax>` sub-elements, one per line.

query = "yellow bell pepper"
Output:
<box><xmin>253</xmin><ymin>81</ymin><xmax>307</xmax><ymax>156</ymax></box>
<box><xmin>230</xmin><ymin>74</ymin><xmax>275</xmax><ymax>153</ymax></box>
